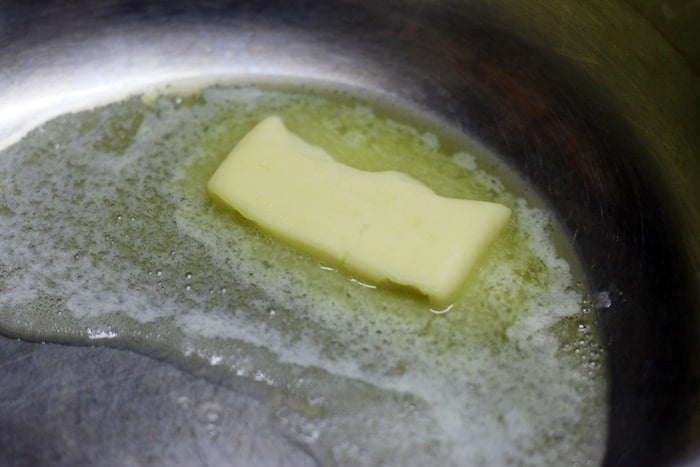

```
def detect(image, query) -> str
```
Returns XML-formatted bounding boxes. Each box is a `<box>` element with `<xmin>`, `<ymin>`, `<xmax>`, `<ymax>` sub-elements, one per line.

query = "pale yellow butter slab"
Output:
<box><xmin>208</xmin><ymin>116</ymin><xmax>511</xmax><ymax>305</ymax></box>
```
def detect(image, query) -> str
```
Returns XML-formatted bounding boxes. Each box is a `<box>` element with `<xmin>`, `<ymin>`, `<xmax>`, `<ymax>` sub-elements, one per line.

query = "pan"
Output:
<box><xmin>0</xmin><ymin>1</ymin><xmax>698</xmax><ymax>466</ymax></box>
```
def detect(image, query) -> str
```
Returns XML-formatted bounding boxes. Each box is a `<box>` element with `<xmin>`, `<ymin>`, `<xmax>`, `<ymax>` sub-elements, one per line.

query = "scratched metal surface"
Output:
<box><xmin>0</xmin><ymin>338</ymin><xmax>318</xmax><ymax>466</ymax></box>
<box><xmin>0</xmin><ymin>1</ymin><xmax>698</xmax><ymax>466</ymax></box>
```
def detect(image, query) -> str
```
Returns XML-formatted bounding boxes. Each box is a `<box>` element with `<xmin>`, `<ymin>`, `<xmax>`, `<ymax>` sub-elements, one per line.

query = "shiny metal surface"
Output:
<box><xmin>0</xmin><ymin>1</ymin><xmax>698</xmax><ymax>466</ymax></box>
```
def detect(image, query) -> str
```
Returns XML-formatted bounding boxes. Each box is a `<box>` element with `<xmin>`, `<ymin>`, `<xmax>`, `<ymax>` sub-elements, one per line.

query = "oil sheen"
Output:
<box><xmin>0</xmin><ymin>84</ymin><xmax>606</xmax><ymax>466</ymax></box>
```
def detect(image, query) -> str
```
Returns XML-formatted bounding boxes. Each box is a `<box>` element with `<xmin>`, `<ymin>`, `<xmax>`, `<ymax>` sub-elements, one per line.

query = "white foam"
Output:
<box><xmin>87</xmin><ymin>329</ymin><xmax>119</xmax><ymax>339</ymax></box>
<box><xmin>452</xmin><ymin>151</ymin><xmax>477</xmax><ymax>170</ymax></box>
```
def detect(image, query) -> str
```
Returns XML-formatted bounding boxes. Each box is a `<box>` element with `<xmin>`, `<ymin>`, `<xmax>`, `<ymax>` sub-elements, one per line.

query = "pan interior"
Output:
<box><xmin>0</xmin><ymin>81</ymin><xmax>606</xmax><ymax>465</ymax></box>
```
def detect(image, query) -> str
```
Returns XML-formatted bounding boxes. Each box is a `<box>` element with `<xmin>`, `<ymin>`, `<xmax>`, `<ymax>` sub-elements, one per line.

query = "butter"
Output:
<box><xmin>208</xmin><ymin>116</ymin><xmax>511</xmax><ymax>305</ymax></box>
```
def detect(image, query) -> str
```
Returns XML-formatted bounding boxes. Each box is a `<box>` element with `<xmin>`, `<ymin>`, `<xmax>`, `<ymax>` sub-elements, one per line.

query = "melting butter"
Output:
<box><xmin>0</xmin><ymin>83</ymin><xmax>607</xmax><ymax>466</ymax></box>
<box><xmin>208</xmin><ymin>116</ymin><xmax>511</xmax><ymax>305</ymax></box>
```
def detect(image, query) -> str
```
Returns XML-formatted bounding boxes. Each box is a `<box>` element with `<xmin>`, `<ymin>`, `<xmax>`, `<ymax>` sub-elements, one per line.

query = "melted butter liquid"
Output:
<box><xmin>0</xmin><ymin>83</ymin><xmax>606</xmax><ymax>466</ymax></box>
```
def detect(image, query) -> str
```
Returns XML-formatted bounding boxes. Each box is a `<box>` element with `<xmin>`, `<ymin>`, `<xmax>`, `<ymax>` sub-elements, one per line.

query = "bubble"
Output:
<box><xmin>210</xmin><ymin>354</ymin><xmax>223</xmax><ymax>365</ymax></box>
<box><xmin>253</xmin><ymin>369</ymin><xmax>274</xmax><ymax>385</ymax></box>
<box><xmin>421</xmin><ymin>131</ymin><xmax>439</xmax><ymax>149</ymax></box>
<box><xmin>176</xmin><ymin>395</ymin><xmax>191</xmax><ymax>409</ymax></box>
<box><xmin>197</xmin><ymin>401</ymin><xmax>223</xmax><ymax>437</ymax></box>
<box><xmin>594</xmin><ymin>291</ymin><xmax>612</xmax><ymax>309</ymax></box>
<box><xmin>205</xmin><ymin>410</ymin><xmax>220</xmax><ymax>423</ymax></box>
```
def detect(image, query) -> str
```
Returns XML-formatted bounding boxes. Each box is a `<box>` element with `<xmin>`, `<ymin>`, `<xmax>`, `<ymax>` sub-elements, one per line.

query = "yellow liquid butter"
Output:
<box><xmin>0</xmin><ymin>83</ymin><xmax>606</xmax><ymax>466</ymax></box>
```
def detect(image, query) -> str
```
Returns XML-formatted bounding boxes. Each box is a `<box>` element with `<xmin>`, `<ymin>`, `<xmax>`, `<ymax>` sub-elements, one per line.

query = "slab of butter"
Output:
<box><xmin>208</xmin><ymin>116</ymin><xmax>511</xmax><ymax>305</ymax></box>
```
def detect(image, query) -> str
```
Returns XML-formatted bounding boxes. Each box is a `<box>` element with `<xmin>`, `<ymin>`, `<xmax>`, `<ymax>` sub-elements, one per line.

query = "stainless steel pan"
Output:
<box><xmin>0</xmin><ymin>1</ymin><xmax>698</xmax><ymax>465</ymax></box>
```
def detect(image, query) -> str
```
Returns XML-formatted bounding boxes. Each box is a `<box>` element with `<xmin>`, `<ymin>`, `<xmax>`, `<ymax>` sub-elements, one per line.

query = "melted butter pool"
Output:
<box><xmin>0</xmin><ymin>83</ymin><xmax>606</xmax><ymax>466</ymax></box>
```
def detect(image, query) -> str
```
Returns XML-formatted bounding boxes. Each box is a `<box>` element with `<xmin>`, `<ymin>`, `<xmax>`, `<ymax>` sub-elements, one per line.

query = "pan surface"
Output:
<box><xmin>0</xmin><ymin>1</ymin><xmax>698</xmax><ymax>466</ymax></box>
